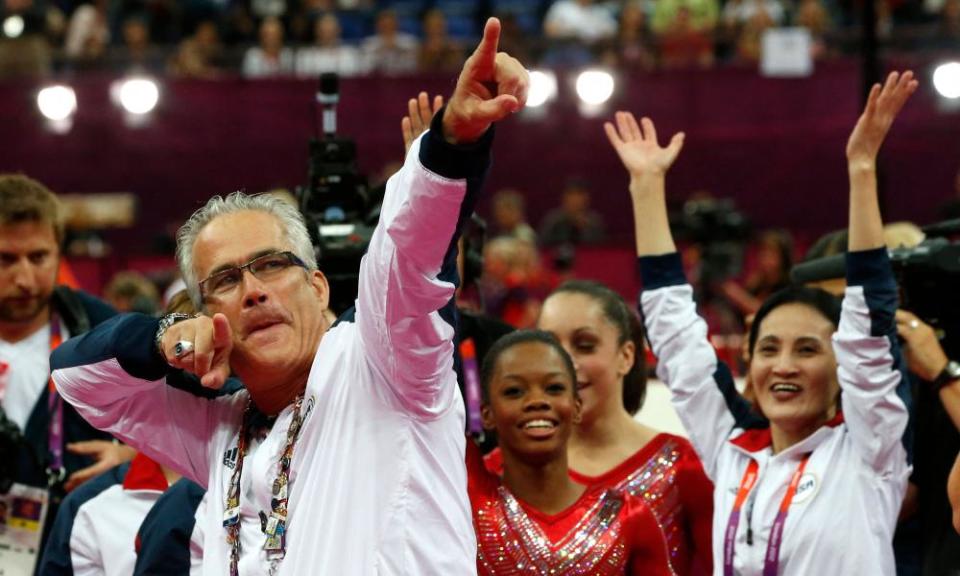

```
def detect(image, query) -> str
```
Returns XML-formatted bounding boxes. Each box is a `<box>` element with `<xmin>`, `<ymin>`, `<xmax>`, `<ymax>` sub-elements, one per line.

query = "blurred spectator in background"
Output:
<box><xmin>543</xmin><ymin>0</ymin><xmax>616</xmax><ymax>66</ymax></box>
<box><xmin>251</xmin><ymin>0</ymin><xmax>286</xmax><ymax>20</ymax></box>
<box><xmin>288</xmin><ymin>0</ymin><xmax>336</xmax><ymax>43</ymax></box>
<box><xmin>242</xmin><ymin>15</ymin><xmax>294</xmax><ymax>77</ymax></box>
<box><xmin>876</xmin><ymin>0</ymin><xmax>895</xmax><ymax>40</ymax></box>
<box><xmin>116</xmin><ymin>15</ymin><xmax>165</xmax><ymax>74</ymax></box>
<box><xmin>929</xmin><ymin>0</ymin><xmax>960</xmax><ymax>47</ymax></box>
<box><xmin>295</xmin><ymin>12</ymin><xmax>364</xmax><ymax>77</ymax></box>
<box><xmin>490</xmin><ymin>189</ymin><xmax>536</xmax><ymax>244</ymax></box>
<box><xmin>656</xmin><ymin>6</ymin><xmax>716</xmax><ymax>68</ymax></box>
<box><xmin>168</xmin><ymin>19</ymin><xmax>224</xmax><ymax>78</ymax></box>
<box><xmin>652</xmin><ymin>0</ymin><xmax>719</xmax><ymax>37</ymax></box>
<box><xmin>491</xmin><ymin>12</ymin><xmax>531</xmax><ymax>66</ymax></box>
<box><xmin>539</xmin><ymin>180</ymin><xmax>607</xmax><ymax>247</ymax></box>
<box><xmin>795</xmin><ymin>0</ymin><xmax>834</xmax><ymax>59</ymax></box>
<box><xmin>544</xmin><ymin>0</ymin><xmax>617</xmax><ymax>42</ymax></box>
<box><xmin>722</xmin><ymin>0</ymin><xmax>786</xmax><ymax>30</ymax></box>
<box><xmin>734</xmin><ymin>8</ymin><xmax>775</xmax><ymax>62</ymax></box>
<box><xmin>103</xmin><ymin>271</ymin><xmax>160</xmax><ymax>315</ymax></box>
<box><xmin>482</xmin><ymin>236</ymin><xmax>551</xmax><ymax>328</ymax></box>
<box><xmin>64</xmin><ymin>0</ymin><xmax>110</xmax><ymax>69</ymax></box>
<box><xmin>721</xmin><ymin>229</ymin><xmax>793</xmax><ymax>318</ymax></box>
<box><xmin>362</xmin><ymin>9</ymin><xmax>418</xmax><ymax>74</ymax></box>
<box><xmin>418</xmin><ymin>8</ymin><xmax>463</xmax><ymax>73</ymax></box>
<box><xmin>0</xmin><ymin>0</ymin><xmax>51</xmax><ymax>79</ymax></box>
<box><xmin>603</xmin><ymin>1</ymin><xmax>655</xmax><ymax>70</ymax></box>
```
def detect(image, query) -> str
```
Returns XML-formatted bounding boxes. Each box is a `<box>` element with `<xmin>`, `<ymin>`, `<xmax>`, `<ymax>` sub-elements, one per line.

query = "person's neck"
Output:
<box><xmin>501</xmin><ymin>448</ymin><xmax>584</xmax><ymax>515</ymax></box>
<box><xmin>770</xmin><ymin>409</ymin><xmax>835</xmax><ymax>454</ymax></box>
<box><xmin>570</xmin><ymin>404</ymin><xmax>636</xmax><ymax>450</ymax></box>
<box><xmin>0</xmin><ymin>307</ymin><xmax>51</xmax><ymax>344</ymax></box>
<box><xmin>246</xmin><ymin>363</ymin><xmax>311</xmax><ymax>416</ymax></box>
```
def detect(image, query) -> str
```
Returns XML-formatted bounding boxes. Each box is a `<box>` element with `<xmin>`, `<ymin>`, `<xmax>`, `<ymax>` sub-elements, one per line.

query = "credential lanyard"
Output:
<box><xmin>459</xmin><ymin>338</ymin><xmax>483</xmax><ymax>438</ymax></box>
<box><xmin>46</xmin><ymin>313</ymin><xmax>65</xmax><ymax>487</ymax></box>
<box><xmin>723</xmin><ymin>453</ymin><xmax>811</xmax><ymax>576</ymax></box>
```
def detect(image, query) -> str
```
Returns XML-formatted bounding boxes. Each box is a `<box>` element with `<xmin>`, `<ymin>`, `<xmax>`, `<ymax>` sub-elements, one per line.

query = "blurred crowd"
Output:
<box><xmin>0</xmin><ymin>0</ymin><xmax>958</xmax><ymax>79</ymax></box>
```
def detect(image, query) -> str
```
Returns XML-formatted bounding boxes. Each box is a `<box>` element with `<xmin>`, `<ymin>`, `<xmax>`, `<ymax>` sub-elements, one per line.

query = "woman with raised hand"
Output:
<box><xmin>468</xmin><ymin>329</ymin><xmax>675</xmax><ymax>575</ymax></box>
<box><xmin>606</xmin><ymin>70</ymin><xmax>917</xmax><ymax>575</ymax></box>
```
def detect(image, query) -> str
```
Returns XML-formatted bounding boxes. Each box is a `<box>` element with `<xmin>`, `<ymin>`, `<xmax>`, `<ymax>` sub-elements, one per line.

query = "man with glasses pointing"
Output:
<box><xmin>50</xmin><ymin>18</ymin><xmax>528</xmax><ymax>575</ymax></box>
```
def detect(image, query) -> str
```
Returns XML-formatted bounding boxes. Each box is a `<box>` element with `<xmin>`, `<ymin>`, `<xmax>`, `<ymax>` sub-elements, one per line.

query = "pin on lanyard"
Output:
<box><xmin>723</xmin><ymin>453</ymin><xmax>812</xmax><ymax>576</ymax></box>
<box><xmin>459</xmin><ymin>339</ymin><xmax>483</xmax><ymax>438</ymax></box>
<box><xmin>46</xmin><ymin>313</ymin><xmax>66</xmax><ymax>488</ymax></box>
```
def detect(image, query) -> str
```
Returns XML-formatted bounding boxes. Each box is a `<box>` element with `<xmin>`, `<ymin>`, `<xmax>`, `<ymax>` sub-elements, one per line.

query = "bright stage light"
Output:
<box><xmin>3</xmin><ymin>15</ymin><xmax>24</xmax><ymax>38</ymax></box>
<box><xmin>933</xmin><ymin>62</ymin><xmax>960</xmax><ymax>100</ymax></box>
<box><xmin>118</xmin><ymin>78</ymin><xmax>160</xmax><ymax>114</ymax></box>
<box><xmin>575</xmin><ymin>70</ymin><xmax>615</xmax><ymax>106</ymax></box>
<box><xmin>37</xmin><ymin>85</ymin><xmax>77</xmax><ymax>121</ymax></box>
<box><xmin>527</xmin><ymin>70</ymin><xmax>558</xmax><ymax>108</ymax></box>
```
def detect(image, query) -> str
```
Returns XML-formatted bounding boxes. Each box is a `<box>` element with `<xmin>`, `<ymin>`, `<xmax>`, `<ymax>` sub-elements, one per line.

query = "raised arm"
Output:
<box><xmin>604</xmin><ymin>112</ymin><xmax>683</xmax><ymax>257</ymax></box>
<box><xmin>609</xmin><ymin>113</ymin><xmax>760</xmax><ymax>478</ymax></box>
<box><xmin>846</xmin><ymin>71</ymin><xmax>917</xmax><ymax>251</ymax></box>
<box><xmin>356</xmin><ymin>18</ymin><xmax>528</xmax><ymax>415</ymax></box>
<box><xmin>835</xmin><ymin>70</ymin><xmax>917</xmax><ymax>473</ymax></box>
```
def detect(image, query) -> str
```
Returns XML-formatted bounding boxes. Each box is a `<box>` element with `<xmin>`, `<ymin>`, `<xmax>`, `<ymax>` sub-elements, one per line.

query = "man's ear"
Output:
<box><xmin>310</xmin><ymin>270</ymin><xmax>330</xmax><ymax>310</ymax></box>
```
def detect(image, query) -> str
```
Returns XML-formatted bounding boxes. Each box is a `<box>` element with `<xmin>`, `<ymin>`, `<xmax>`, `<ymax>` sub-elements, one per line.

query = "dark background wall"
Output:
<box><xmin>3</xmin><ymin>57</ymin><xmax>959</xmax><ymax>256</ymax></box>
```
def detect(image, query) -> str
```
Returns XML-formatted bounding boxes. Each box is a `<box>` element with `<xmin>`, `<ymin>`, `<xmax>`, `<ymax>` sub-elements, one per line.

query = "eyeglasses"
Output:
<box><xmin>199</xmin><ymin>251</ymin><xmax>308</xmax><ymax>299</ymax></box>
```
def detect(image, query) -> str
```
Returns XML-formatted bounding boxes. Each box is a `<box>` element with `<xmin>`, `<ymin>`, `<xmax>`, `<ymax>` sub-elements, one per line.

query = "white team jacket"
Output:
<box><xmin>70</xmin><ymin>455</ymin><xmax>168</xmax><ymax>576</ymax></box>
<box><xmin>51</xmin><ymin>123</ymin><xmax>491</xmax><ymax>575</ymax></box>
<box><xmin>638</xmin><ymin>249</ymin><xmax>911</xmax><ymax>576</ymax></box>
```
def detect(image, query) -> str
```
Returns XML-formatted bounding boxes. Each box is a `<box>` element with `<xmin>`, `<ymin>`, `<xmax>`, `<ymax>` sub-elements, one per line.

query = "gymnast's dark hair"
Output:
<box><xmin>748</xmin><ymin>285</ymin><xmax>842</xmax><ymax>356</ymax></box>
<box><xmin>480</xmin><ymin>330</ymin><xmax>577</xmax><ymax>403</ymax></box>
<box><xmin>550</xmin><ymin>280</ymin><xmax>647</xmax><ymax>415</ymax></box>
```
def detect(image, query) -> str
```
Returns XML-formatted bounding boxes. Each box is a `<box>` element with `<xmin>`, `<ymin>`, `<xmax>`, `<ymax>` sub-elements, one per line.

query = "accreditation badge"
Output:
<box><xmin>0</xmin><ymin>483</ymin><xmax>49</xmax><ymax>575</ymax></box>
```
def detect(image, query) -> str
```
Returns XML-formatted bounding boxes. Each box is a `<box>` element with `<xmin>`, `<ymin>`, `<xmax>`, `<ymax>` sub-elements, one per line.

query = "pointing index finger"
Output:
<box><xmin>471</xmin><ymin>18</ymin><xmax>501</xmax><ymax>69</ymax></box>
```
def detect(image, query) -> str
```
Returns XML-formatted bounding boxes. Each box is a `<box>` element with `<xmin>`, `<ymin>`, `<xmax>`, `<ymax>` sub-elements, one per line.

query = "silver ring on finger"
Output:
<box><xmin>908</xmin><ymin>319</ymin><xmax>919</xmax><ymax>330</ymax></box>
<box><xmin>174</xmin><ymin>340</ymin><xmax>195</xmax><ymax>359</ymax></box>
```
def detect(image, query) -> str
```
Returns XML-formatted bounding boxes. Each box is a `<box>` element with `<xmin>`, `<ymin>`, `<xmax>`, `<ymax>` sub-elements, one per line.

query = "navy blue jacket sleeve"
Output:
<box><xmin>133</xmin><ymin>478</ymin><xmax>206</xmax><ymax>576</ymax></box>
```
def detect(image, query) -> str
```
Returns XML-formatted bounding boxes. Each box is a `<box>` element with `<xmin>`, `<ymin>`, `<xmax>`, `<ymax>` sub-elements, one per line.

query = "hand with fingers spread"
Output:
<box><xmin>847</xmin><ymin>71</ymin><xmax>918</xmax><ymax>252</ymax></box>
<box><xmin>443</xmin><ymin>17</ymin><xmax>529</xmax><ymax>145</ymax></box>
<box><xmin>605</xmin><ymin>112</ymin><xmax>683</xmax><ymax>256</ymax></box>
<box><xmin>846</xmin><ymin>70</ymin><xmax>918</xmax><ymax>169</ymax></box>
<box><xmin>604</xmin><ymin>111</ymin><xmax>685</xmax><ymax>181</ymax></box>
<box><xmin>64</xmin><ymin>440</ymin><xmax>137</xmax><ymax>492</ymax></box>
<box><xmin>160</xmin><ymin>313</ymin><xmax>233</xmax><ymax>389</ymax></box>
<box><xmin>402</xmin><ymin>92</ymin><xmax>444</xmax><ymax>154</ymax></box>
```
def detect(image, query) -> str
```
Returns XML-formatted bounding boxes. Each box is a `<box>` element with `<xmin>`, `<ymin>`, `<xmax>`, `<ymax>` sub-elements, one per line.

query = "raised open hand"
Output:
<box><xmin>402</xmin><ymin>92</ymin><xmax>444</xmax><ymax>154</ymax></box>
<box><xmin>443</xmin><ymin>18</ymin><xmax>528</xmax><ymax>145</ymax></box>
<box><xmin>846</xmin><ymin>71</ymin><xmax>918</xmax><ymax>168</ymax></box>
<box><xmin>604</xmin><ymin>112</ymin><xmax>685</xmax><ymax>180</ymax></box>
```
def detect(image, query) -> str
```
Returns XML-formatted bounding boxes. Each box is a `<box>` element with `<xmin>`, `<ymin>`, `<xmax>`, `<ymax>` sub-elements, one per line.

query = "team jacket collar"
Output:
<box><xmin>729</xmin><ymin>411</ymin><xmax>845</xmax><ymax>455</ymax></box>
<box><xmin>122</xmin><ymin>452</ymin><xmax>169</xmax><ymax>492</ymax></box>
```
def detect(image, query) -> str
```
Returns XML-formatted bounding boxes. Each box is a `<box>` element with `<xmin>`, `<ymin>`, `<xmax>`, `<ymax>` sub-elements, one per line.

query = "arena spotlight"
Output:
<box><xmin>575</xmin><ymin>70</ymin><xmax>615</xmax><ymax>106</ymax></box>
<box><xmin>3</xmin><ymin>15</ymin><xmax>24</xmax><ymax>38</ymax></box>
<box><xmin>526</xmin><ymin>70</ymin><xmax>558</xmax><ymax>108</ymax></box>
<box><xmin>933</xmin><ymin>62</ymin><xmax>960</xmax><ymax>100</ymax></box>
<box><xmin>117</xmin><ymin>77</ymin><xmax>160</xmax><ymax>114</ymax></box>
<box><xmin>37</xmin><ymin>85</ymin><xmax>77</xmax><ymax>122</ymax></box>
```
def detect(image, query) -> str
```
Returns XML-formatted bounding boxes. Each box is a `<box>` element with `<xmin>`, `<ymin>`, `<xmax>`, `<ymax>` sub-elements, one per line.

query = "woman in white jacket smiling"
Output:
<box><xmin>604</xmin><ymin>70</ymin><xmax>917</xmax><ymax>575</ymax></box>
